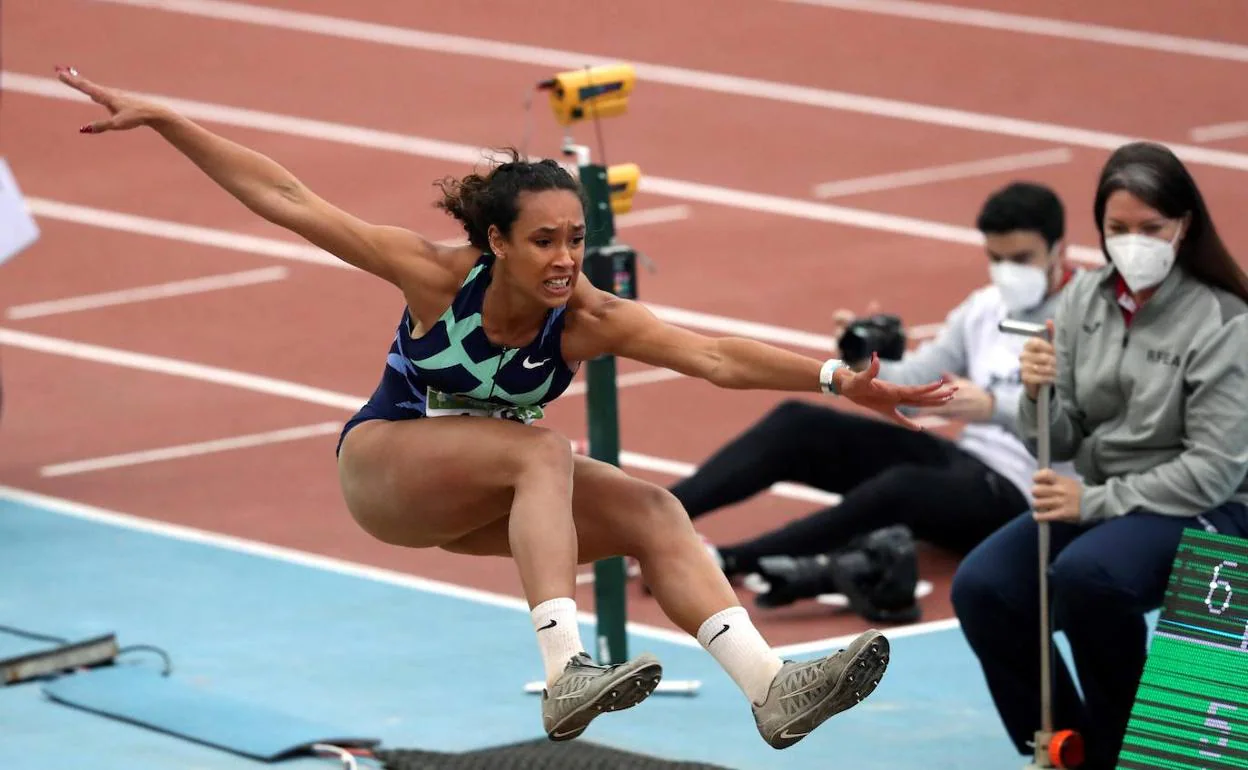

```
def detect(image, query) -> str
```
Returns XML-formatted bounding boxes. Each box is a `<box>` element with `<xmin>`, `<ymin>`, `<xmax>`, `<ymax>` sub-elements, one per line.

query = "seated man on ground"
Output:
<box><xmin>666</xmin><ymin>181</ymin><xmax>1080</xmax><ymax>622</ymax></box>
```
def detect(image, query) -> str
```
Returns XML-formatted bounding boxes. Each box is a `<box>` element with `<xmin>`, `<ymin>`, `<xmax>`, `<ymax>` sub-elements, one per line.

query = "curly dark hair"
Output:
<box><xmin>434</xmin><ymin>148</ymin><xmax>584</xmax><ymax>252</ymax></box>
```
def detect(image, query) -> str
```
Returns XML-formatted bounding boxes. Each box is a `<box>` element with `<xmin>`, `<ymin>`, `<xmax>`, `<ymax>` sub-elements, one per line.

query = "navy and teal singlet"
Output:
<box><xmin>337</xmin><ymin>251</ymin><xmax>578</xmax><ymax>455</ymax></box>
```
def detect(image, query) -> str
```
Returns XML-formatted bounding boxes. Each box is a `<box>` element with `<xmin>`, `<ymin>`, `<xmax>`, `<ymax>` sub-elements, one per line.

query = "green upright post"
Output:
<box><xmin>574</xmin><ymin>153</ymin><xmax>633</xmax><ymax>665</ymax></box>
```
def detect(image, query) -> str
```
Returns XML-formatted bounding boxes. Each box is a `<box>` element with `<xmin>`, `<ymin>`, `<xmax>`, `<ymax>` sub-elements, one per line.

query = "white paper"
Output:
<box><xmin>0</xmin><ymin>157</ymin><xmax>41</xmax><ymax>268</ymax></box>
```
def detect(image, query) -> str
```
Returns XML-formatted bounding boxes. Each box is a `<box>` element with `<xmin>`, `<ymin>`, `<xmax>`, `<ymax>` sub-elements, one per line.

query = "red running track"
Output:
<box><xmin>2</xmin><ymin>0</ymin><xmax>1246</xmax><ymax>647</ymax></box>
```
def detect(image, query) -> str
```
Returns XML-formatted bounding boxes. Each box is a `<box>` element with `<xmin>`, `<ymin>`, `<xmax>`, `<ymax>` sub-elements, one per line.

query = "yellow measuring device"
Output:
<box><xmin>606</xmin><ymin>163</ymin><xmax>640</xmax><ymax>214</ymax></box>
<box><xmin>538</xmin><ymin>64</ymin><xmax>636</xmax><ymax>126</ymax></box>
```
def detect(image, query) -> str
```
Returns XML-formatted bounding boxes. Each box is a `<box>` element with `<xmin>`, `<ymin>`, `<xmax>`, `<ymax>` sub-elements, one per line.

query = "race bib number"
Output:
<box><xmin>426</xmin><ymin>388</ymin><xmax>543</xmax><ymax>424</ymax></box>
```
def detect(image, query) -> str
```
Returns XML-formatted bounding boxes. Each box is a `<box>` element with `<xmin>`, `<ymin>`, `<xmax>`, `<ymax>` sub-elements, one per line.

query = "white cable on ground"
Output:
<box><xmin>310</xmin><ymin>744</ymin><xmax>359</xmax><ymax>770</ymax></box>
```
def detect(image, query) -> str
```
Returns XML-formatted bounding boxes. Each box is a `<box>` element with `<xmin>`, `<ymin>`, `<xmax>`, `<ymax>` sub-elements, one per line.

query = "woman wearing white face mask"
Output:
<box><xmin>952</xmin><ymin>142</ymin><xmax>1248</xmax><ymax>770</ymax></box>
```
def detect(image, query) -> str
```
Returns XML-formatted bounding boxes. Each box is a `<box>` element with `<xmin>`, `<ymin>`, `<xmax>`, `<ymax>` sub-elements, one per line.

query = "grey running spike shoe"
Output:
<box><xmin>542</xmin><ymin>651</ymin><xmax>664</xmax><ymax>741</ymax></box>
<box><xmin>752</xmin><ymin>629</ymin><xmax>890</xmax><ymax>749</ymax></box>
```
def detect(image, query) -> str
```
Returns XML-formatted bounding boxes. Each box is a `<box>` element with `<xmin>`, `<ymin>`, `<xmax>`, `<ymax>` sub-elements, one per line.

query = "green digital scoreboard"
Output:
<box><xmin>1118</xmin><ymin>529</ymin><xmax>1248</xmax><ymax>769</ymax></box>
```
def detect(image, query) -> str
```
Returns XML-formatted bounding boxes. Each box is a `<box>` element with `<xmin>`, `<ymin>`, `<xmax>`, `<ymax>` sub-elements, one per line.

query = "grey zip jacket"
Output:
<box><xmin>1018</xmin><ymin>262</ymin><xmax>1248</xmax><ymax>522</ymax></box>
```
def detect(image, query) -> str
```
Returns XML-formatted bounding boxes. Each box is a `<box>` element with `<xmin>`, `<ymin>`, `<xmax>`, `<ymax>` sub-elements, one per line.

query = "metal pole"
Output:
<box><xmin>565</xmin><ymin>138</ymin><xmax>630</xmax><ymax>665</ymax></box>
<box><xmin>1037</xmin><ymin>381</ymin><xmax>1053</xmax><ymax>738</ymax></box>
<box><xmin>999</xmin><ymin>320</ymin><xmax>1057</xmax><ymax>767</ymax></box>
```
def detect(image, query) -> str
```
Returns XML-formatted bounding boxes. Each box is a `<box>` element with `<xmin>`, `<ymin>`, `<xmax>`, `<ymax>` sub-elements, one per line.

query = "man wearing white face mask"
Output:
<box><xmin>952</xmin><ymin>142</ymin><xmax>1248</xmax><ymax>770</ymax></box>
<box><xmin>666</xmin><ymin>182</ymin><xmax>1079</xmax><ymax>619</ymax></box>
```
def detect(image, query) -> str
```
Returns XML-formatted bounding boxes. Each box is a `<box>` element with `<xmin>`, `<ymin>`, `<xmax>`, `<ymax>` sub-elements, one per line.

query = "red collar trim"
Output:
<box><xmin>1114</xmin><ymin>273</ymin><xmax>1137</xmax><ymax>322</ymax></box>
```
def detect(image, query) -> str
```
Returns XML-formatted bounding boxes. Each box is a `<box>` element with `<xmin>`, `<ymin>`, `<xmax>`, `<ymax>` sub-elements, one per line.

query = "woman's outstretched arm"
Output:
<box><xmin>58</xmin><ymin>66</ymin><xmax>447</xmax><ymax>287</ymax></box>
<box><xmin>565</xmin><ymin>289</ymin><xmax>956</xmax><ymax>430</ymax></box>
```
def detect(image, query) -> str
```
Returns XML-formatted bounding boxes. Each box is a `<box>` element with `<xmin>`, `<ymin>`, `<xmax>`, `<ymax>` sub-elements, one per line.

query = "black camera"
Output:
<box><xmin>838</xmin><ymin>313</ymin><xmax>906</xmax><ymax>364</ymax></box>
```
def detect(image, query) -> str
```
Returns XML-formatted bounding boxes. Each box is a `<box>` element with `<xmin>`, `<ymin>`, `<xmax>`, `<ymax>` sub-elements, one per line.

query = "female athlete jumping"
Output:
<box><xmin>59</xmin><ymin>66</ymin><xmax>956</xmax><ymax>749</ymax></box>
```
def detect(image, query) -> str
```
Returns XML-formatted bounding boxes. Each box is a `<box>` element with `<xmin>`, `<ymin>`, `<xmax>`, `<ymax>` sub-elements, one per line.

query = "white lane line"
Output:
<box><xmin>812</xmin><ymin>148</ymin><xmax>1073</xmax><ymax>199</ymax></box>
<box><xmin>11</xmin><ymin>76</ymin><xmax>1110</xmax><ymax>264</ymax></box>
<box><xmin>0</xmin><ymin>326</ymin><xmax>366</xmax><ymax>410</ymax></box>
<box><xmin>615</xmin><ymin>205</ymin><xmax>692</xmax><ymax>229</ymax></box>
<box><xmin>775</xmin><ymin>0</ymin><xmax>1248</xmax><ymax>63</ymax></box>
<box><xmin>58</xmin><ymin>0</ymin><xmax>1248</xmax><ymax>170</ymax></box>
<box><xmin>0</xmin><ymin>326</ymin><xmax>841</xmax><ymax>508</ymax></box>
<box><xmin>19</xmin><ymin>198</ymin><xmax>987</xmax><ymax>403</ymax></box>
<box><xmin>620</xmin><ymin>449</ymin><xmax>843</xmax><ymax>506</ymax></box>
<box><xmin>1190</xmin><ymin>120</ymin><xmax>1248</xmax><ymax>144</ymax></box>
<box><xmin>0</xmin><ymin>484</ymin><xmax>698</xmax><ymax>649</ymax></box>
<box><xmin>5</xmin><ymin>474</ymin><xmax>959</xmax><ymax>651</ymax></box>
<box><xmin>562</xmin><ymin>367</ymin><xmax>685</xmax><ymax>398</ymax></box>
<box><xmin>772</xmin><ymin>617</ymin><xmax>963</xmax><ymax>657</ymax></box>
<box><xmin>24</xmin><ymin>198</ymin><xmax>346</xmax><ymax>268</ymax></box>
<box><xmin>643</xmin><ymin>303</ymin><xmax>840</xmax><ymax>351</ymax></box>
<box><xmin>17</xmin><ymin>200</ymin><xmax>993</xmax><ymax>382</ymax></box>
<box><xmin>6</xmin><ymin>266</ymin><xmax>289</xmax><ymax>320</ymax></box>
<box><xmin>27</xmin><ymin>198</ymin><xmax>972</xmax><ymax>353</ymax></box>
<box><xmin>40</xmin><ymin>421</ymin><xmax>344</xmax><ymax>477</ymax></box>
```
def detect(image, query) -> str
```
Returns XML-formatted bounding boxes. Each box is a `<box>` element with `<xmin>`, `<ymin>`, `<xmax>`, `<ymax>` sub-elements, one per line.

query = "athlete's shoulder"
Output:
<box><xmin>426</xmin><ymin>242</ymin><xmax>484</xmax><ymax>283</ymax></box>
<box><xmin>559</xmin><ymin>281</ymin><xmax>643</xmax><ymax>362</ymax></box>
<box><xmin>562</xmin><ymin>275</ymin><xmax>615</xmax><ymax>318</ymax></box>
<box><xmin>397</xmin><ymin>243</ymin><xmax>481</xmax><ymax>305</ymax></box>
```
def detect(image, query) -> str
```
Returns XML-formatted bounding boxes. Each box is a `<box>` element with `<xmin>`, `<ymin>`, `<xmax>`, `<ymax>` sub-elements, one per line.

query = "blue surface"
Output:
<box><xmin>0</xmin><ymin>490</ymin><xmax>1024</xmax><ymax>770</ymax></box>
<box><xmin>43</xmin><ymin>665</ymin><xmax>380</xmax><ymax>760</ymax></box>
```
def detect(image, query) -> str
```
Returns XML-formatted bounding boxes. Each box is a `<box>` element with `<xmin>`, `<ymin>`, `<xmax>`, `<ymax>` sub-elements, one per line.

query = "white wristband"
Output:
<box><xmin>819</xmin><ymin>358</ymin><xmax>845</xmax><ymax>395</ymax></box>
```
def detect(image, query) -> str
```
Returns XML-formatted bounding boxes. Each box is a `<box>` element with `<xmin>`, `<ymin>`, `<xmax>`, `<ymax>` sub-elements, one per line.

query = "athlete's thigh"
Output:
<box><xmin>442</xmin><ymin>454</ymin><xmax>687</xmax><ymax>562</ymax></box>
<box><xmin>336</xmin><ymin>415</ymin><xmax>570</xmax><ymax>548</ymax></box>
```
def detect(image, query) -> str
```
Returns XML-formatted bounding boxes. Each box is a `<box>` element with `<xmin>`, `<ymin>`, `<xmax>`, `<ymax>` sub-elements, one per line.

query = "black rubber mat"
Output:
<box><xmin>376</xmin><ymin>740</ymin><xmax>738</xmax><ymax>770</ymax></box>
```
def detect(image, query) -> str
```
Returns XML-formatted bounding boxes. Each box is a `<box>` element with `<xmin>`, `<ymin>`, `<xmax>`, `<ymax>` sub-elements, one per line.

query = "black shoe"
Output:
<box><xmin>754</xmin><ymin>554</ymin><xmax>841</xmax><ymax>608</ymax></box>
<box><xmin>754</xmin><ymin>525</ymin><xmax>921</xmax><ymax>624</ymax></box>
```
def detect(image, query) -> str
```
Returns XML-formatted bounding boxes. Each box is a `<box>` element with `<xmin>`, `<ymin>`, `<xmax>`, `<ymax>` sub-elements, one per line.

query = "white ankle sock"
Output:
<box><xmin>531</xmin><ymin>597</ymin><xmax>585</xmax><ymax>687</ymax></box>
<box><xmin>697</xmin><ymin>606</ymin><xmax>784</xmax><ymax>706</ymax></box>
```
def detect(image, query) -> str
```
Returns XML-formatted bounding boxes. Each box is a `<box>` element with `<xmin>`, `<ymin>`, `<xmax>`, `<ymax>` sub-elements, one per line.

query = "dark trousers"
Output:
<box><xmin>951</xmin><ymin>502</ymin><xmax>1248</xmax><ymax>769</ymax></box>
<box><xmin>668</xmin><ymin>400</ymin><xmax>1029</xmax><ymax>571</ymax></box>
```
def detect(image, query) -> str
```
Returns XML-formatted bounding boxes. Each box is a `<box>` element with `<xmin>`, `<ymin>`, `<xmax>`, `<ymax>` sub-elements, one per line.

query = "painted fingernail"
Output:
<box><xmin>79</xmin><ymin>125</ymin><xmax>93</xmax><ymax>133</ymax></box>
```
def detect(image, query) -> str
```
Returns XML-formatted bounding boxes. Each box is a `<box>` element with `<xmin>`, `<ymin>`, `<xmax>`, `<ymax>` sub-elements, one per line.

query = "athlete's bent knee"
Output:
<box><xmin>624</xmin><ymin>483</ymin><xmax>696</xmax><ymax>557</ymax></box>
<box><xmin>511</xmin><ymin>426</ymin><xmax>575</xmax><ymax>483</ymax></box>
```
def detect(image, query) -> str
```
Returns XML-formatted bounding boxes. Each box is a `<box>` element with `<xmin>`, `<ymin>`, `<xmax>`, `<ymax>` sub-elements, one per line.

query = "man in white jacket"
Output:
<box><xmin>668</xmin><ymin>182</ymin><xmax>1077</xmax><ymax>619</ymax></box>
